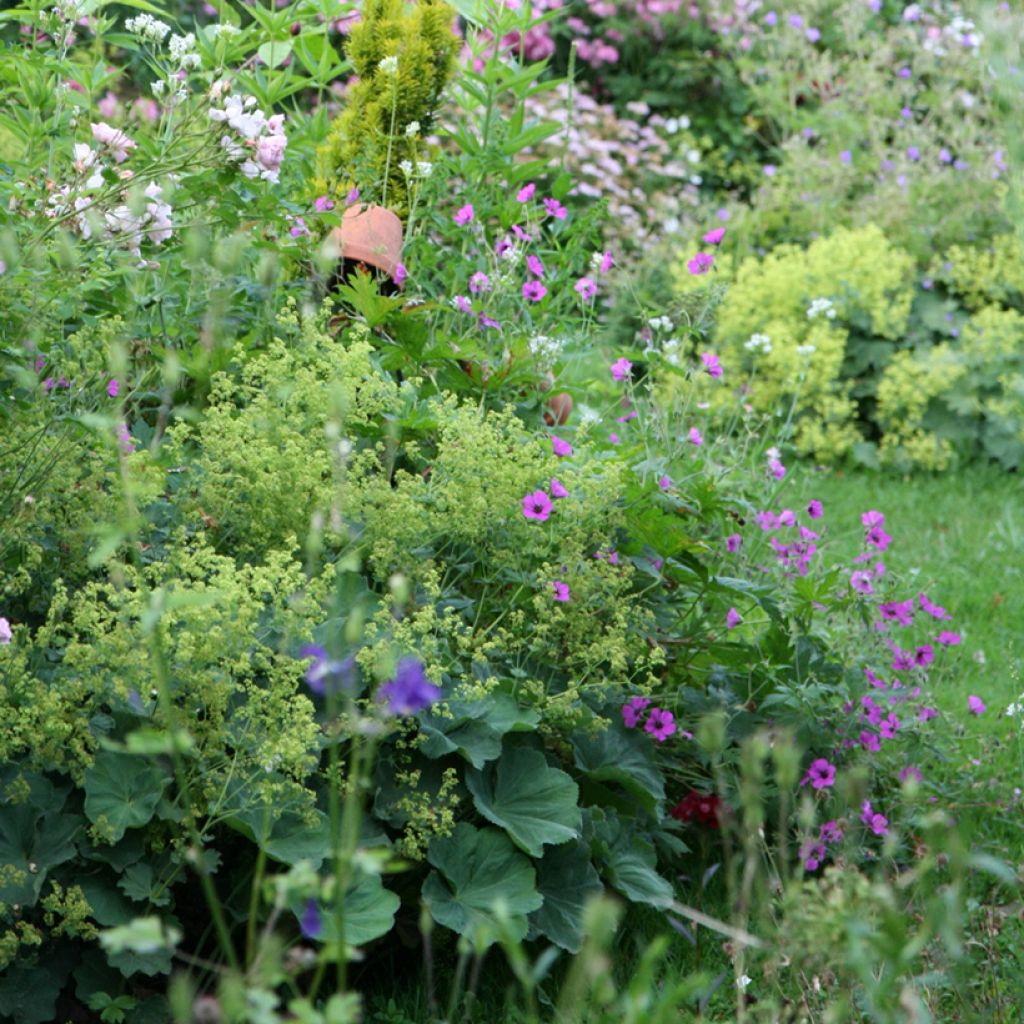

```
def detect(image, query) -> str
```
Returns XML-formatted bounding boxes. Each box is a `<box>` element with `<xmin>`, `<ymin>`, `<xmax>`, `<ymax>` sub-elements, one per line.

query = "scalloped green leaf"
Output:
<box><xmin>84</xmin><ymin>752</ymin><xmax>168</xmax><ymax>843</ymax></box>
<box><xmin>571</xmin><ymin>724</ymin><xmax>666</xmax><ymax>815</ymax></box>
<box><xmin>422</xmin><ymin>823</ymin><xmax>542</xmax><ymax>945</ymax></box>
<box><xmin>528</xmin><ymin>841</ymin><xmax>603</xmax><ymax>953</ymax></box>
<box><xmin>466</xmin><ymin>746</ymin><xmax>581</xmax><ymax>857</ymax></box>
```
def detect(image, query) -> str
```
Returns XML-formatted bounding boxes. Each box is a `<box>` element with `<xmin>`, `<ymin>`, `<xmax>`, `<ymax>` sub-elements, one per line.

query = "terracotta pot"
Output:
<box><xmin>544</xmin><ymin>392</ymin><xmax>573</xmax><ymax>426</ymax></box>
<box><xmin>328</xmin><ymin>204</ymin><xmax>404</xmax><ymax>281</ymax></box>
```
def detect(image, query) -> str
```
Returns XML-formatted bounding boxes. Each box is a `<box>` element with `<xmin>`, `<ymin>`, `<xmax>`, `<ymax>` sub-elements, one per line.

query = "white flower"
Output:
<box><xmin>796</xmin><ymin>344</ymin><xmax>817</xmax><ymax>356</ymax></box>
<box><xmin>806</xmin><ymin>297</ymin><xmax>835</xmax><ymax>320</ymax></box>
<box><xmin>404</xmin><ymin>120</ymin><xmax>421</xmax><ymax>137</ymax></box>
<box><xmin>209</xmin><ymin>23</ymin><xmax>240</xmax><ymax>38</ymax></box>
<box><xmin>378</xmin><ymin>55</ymin><xmax>398</xmax><ymax>74</ymax></box>
<box><xmin>744</xmin><ymin>332</ymin><xmax>772</xmax><ymax>353</ymax></box>
<box><xmin>398</xmin><ymin>160</ymin><xmax>414</xmax><ymax>177</ymax></box>
<box><xmin>169</xmin><ymin>32</ymin><xmax>196</xmax><ymax>61</ymax></box>
<box><xmin>125</xmin><ymin>13</ymin><xmax>171</xmax><ymax>42</ymax></box>
<box><xmin>686</xmin><ymin>148</ymin><xmax>700</xmax><ymax>165</ymax></box>
<box><xmin>152</xmin><ymin>80</ymin><xmax>166</xmax><ymax>97</ymax></box>
<box><xmin>416</xmin><ymin>160</ymin><xmax>433</xmax><ymax>178</ymax></box>
<box><xmin>766</xmin><ymin>446</ymin><xmax>780</xmax><ymax>459</ymax></box>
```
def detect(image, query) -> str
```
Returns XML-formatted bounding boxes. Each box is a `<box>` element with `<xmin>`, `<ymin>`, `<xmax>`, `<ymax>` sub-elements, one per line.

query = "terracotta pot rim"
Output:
<box><xmin>329</xmin><ymin>203</ymin><xmax>404</xmax><ymax>281</ymax></box>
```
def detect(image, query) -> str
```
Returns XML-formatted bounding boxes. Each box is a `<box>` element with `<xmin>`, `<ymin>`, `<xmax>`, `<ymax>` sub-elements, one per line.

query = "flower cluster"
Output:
<box><xmin>670</xmin><ymin>789</ymin><xmax>722</xmax><ymax>828</ymax></box>
<box><xmin>209</xmin><ymin>89</ymin><xmax>288</xmax><ymax>183</ymax></box>
<box><xmin>621</xmin><ymin>696</ymin><xmax>676</xmax><ymax>741</ymax></box>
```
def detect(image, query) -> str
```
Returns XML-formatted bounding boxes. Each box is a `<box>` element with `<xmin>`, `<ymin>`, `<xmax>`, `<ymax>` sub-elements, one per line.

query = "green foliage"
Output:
<box><xmin>313</xmin><ymin>0</ymin><xmax>460</xmax><ymax>217</ymax></box>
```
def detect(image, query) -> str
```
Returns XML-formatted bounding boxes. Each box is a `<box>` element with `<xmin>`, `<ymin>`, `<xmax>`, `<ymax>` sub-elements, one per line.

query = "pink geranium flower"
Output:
<box><xmin>599</xmin><ymin>250</ymin><xmax>614</xmax><ymax>273</ymax></box>
<box><xmin>107</xmin><ymin>378</ymin><xmax>119</xmax><ymax>397</ymax></box>
<box><xmin>702</xmin><ymin>227</ymin><xmax>726</xmax><ymax>245</ymax></box>
<box><xmin>550</xmin><ymin>478</ymin><xmax>569</xmax><ymax>498</ymax></box>
<box><xmin>543</xmin><ymin>197</ymin><xmax>567</xmax><ymax>220</ymax></box>
<box><xmin>454</xmin><ymin>203</ymin><xmax>475</xmax><ymax>225</ymax></box>
<box><xmin>516</xmin><ymin>182</ymin><xmax>536</xmax><ymax>202</ymax></box>
<box><xmin>687</xmin><ymin>251</ymin><xmax>714</xmax><ymax>275</ymax></box>
<box><xmin>551</xmin><ymin>435</ymin><xmax>573</xmax><ymax>458</ymax></box>
<box><xmin>314</xmin><ymin>195</ymin><xmax>335</xmax><ymax>212</ymax></box>
<box><xmin>700</xmin><ymin>352</ymin><xmax>723</xmax><ymax>378</ymax></box>
<box><xmin>688</xmin><ymin>427</ymin><xmax>703</xmax><ymax>446</ymax></box>
<box><xmin>726</xmin><ymin>607</ymin><xmax>742</xmax><ymax>629</ymax></box>
<box><xmin>575</xmin><ymin>277</ymin><xmax>597</xmax><ymax>300</ymax></box>
<box><xmin>800</xmin><ymin>758</ymin><xmax>836</xmax><ymax>790</ymax></box>
<box><xmin>644</xmin><ymin>707</ymin><xmax>676</xmax><ymax>741</ymax></box>
<box><xmin>610</xmin><ymin>357</ymin><xmax>632</xmax><ymax>381</ymax></box>
<box><xmin>967</xmin><ymin>694</ymin><xmax>986</xmax><ymax>715</ymax></box>
<box><xmin>807</xmin><ymin>499</ymin><xmax>823</xmax><ymax>519</ymax></box>
<box><xmin>522</xmin><ymin>490</ymin><xmax>552</xmax><ymax>521</ymax></box>
<box><xmin>522</xmin><ymin>281</ymin><xmax>547</xmax><ymax>302</ymax></box>
<box><xmin>551</xmin><ymin>580</ymin><xmax>570</xmax><ymax>602</ymax></box>
<box><xmin>622</xmin><ymin>696</ymin><xmax>650</xmax><ymax>728</ymax></box>
<box><xmin>726</xmin><ymin>533</ymin><xmax>742</xmax><ymax>552</ymax></box>
<box><xmin>860</xmin><ymin>800</ymin><xmax>889</xmax><ymax>836</ymax></box>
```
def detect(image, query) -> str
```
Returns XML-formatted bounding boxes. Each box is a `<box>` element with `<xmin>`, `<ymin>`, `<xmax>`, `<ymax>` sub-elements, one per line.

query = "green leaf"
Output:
<box><xmin>118</xmin><ymin>862</ymin><xmax>171</xmax><ymax>907</ymax></box>
<box><xmin>79</xmin><ymin>876</ymin><xmax>137</xmax><ymax>926</ymax></box>
<box><xmin>601</xmin><ymin>830</ymin><xmax>674</xmax><ymax>909</ymax></box>
<box><xmin>422</xmin><ymin>823</ymin><xmax>542</xmax><ymax>944</ymax></box>
<box><xmin>571</xmin><ymin>725</ymin><xmax>666</xmax><ymax>815</ymax></box>
<box><xmin>0</xmin><ymin>778</ymin><xmax>81</xmax><ymax>906</ymax></box>
<box><xmin>84</xmin><ymin>752</ymin><xmax>168</xmax><ymax>843</ymax></box>
<box><xmin>466</xmin><ymin>747</ymin><xmax>581</xmax><ymax>857</ymax></box>
<box><xmin>257</xmin><ymin>39</ymin><xmax>293</xmax><ymax>68</ymax></box>
<box><xmin>227</xmin><ymin>806</ymin><xmax>331</xmax><ymax>868</ymax></box>
<box><xmin>99</xmin><ymin>916</ymin><xmax>181</xmax><ymax>978</ymax></box>
<box><xmin>420</xmin><ymin>694</ymin><xmax>539</xmax><ymax>769</ymax></box>
<box><xmin>293</xmin><ymin>872</ymin><xmax>399</xmax><ymax>948</ymax></box>
<box><xmin>528</xmin><ymin>842</ymin><xmax>603</xmax><ymax>953</ymax></box>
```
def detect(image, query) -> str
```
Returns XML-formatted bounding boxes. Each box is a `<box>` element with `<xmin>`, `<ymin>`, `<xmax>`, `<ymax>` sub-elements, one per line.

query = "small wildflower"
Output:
<box><xmin>687</xmin><ymin>251</ymin><xmax>714</xmax><ymax>275</ymax></box>
<box><xmin>688</xmin><ymin>427</ymin><xmax>703</xmax><ymax>446</ymax></box>
<box><xmin>851</xmin><ymin>570</ymin><xmax>875</xmax><ymax>595</ymax></box>
<box><xmin>702</xmin><ymin>227</ymin><xmax>726</xmax><ymax>245</ymax></box>
<box><xmin>700</xmin><ymin>352</ymin><xmax>723</xmax><ymax>378</ymax></box>
<box><xmin>899</xmin><ymin>765</ymin><xmax>923</xmax><ymax>783</ymax></box>
<box><xmin>937</xmin><ymin>630</ymin><xmax>961</xmax><ymax>646</ymax></box>
<box><xmin>726</xmin><ymin>533</ymin><xmax>741</xmax><ymax>552</ymax></box>
<box><xmin>298</xmin><ymin>645</ymin><xmax>356</xmax><ymax>695</ymax></box>
<box><xmin>314</xmin><ymin>195</ymin><xmax>335</xmax><ymax>212</ymax></box>
<box><xmin>550</xmin><ymin>478</ymin><xmax>568</xmax><ymax>498</ymax></box>
<box><xmin>574</xmin><ymin>276</ymin><xmax>597</xmax><ymax>300</ymax></box>
<box><xmin>522</xmin><ymin>489</ymin><xmax>553</xmax><ymax>521</ymax></box>
<box><xmin>0</xmin><ymin>618</ymin><xmax>11</xmax><ymax>644</ymax></box>
<box><xmin>526</xmin><ymin>254</ymin><xmax>545</xmax><ymax>278</ymax></box>
<box><xmin>622</xmin><ymin>696</ymin><xmax>651</xmax><ymax>728</ymax></box>
<box><xmin>968</xmin><ymin>694</ymin><xmax>986</xmax><ymax>716</ymax></box>
<box><xmin>807</xmin><ymin>499</ymin><xmax>823</xmax><ymax>519</ymax></box>
<box><xmin>300</xmin><ymin>900</ymin><xmax>322</xmax><ymax>939</ymax></box>
<box><xmin>452</xmin><ymin>295</ymin><xmax>472</xmax><ymax>313</ymax></box>
<box><xmin>378</xmin><ymin>659</ymin><xmax>441</xmax><ymax>715</ymax></box>
<box><xmin>522</xmin><ymin>280</ymin><xmax>547</xmax><ymax>302</ymax></box>
<box><xmin>543</xmin><ymin>197</ymin><xmax>567</xmax><ymax>220</ymax></box>
<box><xmin>393</xmin><ymin>262</ymin><xmax>407</xmax><ymax>286</ymax></box>
<box><xmin>469</xmin><ymin>271</ymin><xmax>491</xmax><ymax>293</ymax></box>
<box><xmin>454</xmin><ymin>203</ymin><xmax>474</xmax><ymax>226</ymax></box>
<box><xmin>860</xmin><ymin>800</ymin><xmax>889</xmax><ymax>836</ymax></box>
<box><xmin>658</xmin><ymin>475</ymin><xmax>671</xmax><ymax>492</ymax></box>
<box><xmin>378</xmin><ymin>55</ymin><xmax>398</xmax><ymax>74</ymax></box>
<box><xmin>517</xmin><ymin>182</ymin><xmax>536</xmax><ymax>202</ymax></box>
<box><xmin>726</xmin><ymin>607</ymin><xmax>743</xmax><ymax>630</ymax></box>
<box><xmin>610</xmin><ymin>357</ymin><xmax>632</xmax><ymax>382</ymax></box>
<box><xmin>645</xmin><ymin>707</ymin><xmax>676</xmax><ymax>741</ymax></box>
<box><xmin>107</xmin><ymin>378</ymin><xmax>120</xmax><ymax>397</ymax></box>
<box><xmin>599</xmin><ymin>250</ymin><xmax>614</xmax><ymax>273</ymax></box>
<box><xmin>551</xmin><ymin>580</ymin><xmax>570</xmax><ymax>602</ymax></box>
<box><xmin>801</xmin><ymin>758</ymin><xmax>836</xmax><ymax>790</ymax></box>
<box><xmin>551</xmin><ymin>436</ymin><xmax>572</xmax><ymax>458</ymax></box>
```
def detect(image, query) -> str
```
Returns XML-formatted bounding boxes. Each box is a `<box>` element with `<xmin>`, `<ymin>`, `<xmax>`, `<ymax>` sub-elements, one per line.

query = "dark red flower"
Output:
<box><xmin>670</xmin><ymin>789</ymin><xmax>722</xmax><ymax>828</ymax></box>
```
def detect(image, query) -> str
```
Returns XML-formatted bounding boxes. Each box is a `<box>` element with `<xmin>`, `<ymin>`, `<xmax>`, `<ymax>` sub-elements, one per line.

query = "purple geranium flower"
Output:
<box><xmin>801</xmin><ymin>758</ymin><xmax>836</xmax><ymax>790</ymax></box>
<box><xmin>645</xmin><ymin>707</ymin><xmax>676</xmax><ymax>742</ymax></box>
<box><xmin>298</xmin><ymin>645</ymin><xmax>356</xmax><ymax>695</ymax></box>
<box><xmin>378</xmin><ymin>659</ymin><xmax>442</xmax><ymax>715</ymax></box>
<box><xmin>622</xmin><ymin>696</ymin><xmax>651</xmax><ymax>728</ymax></box>
<box><xmin>300</xmin><ymin>899</ymin><xmax>322</xmax><ymax>939</ymax></box>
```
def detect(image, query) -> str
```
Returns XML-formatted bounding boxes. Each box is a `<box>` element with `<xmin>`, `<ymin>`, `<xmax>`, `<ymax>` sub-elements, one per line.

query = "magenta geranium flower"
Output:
<box><xmin>688</xmin><ymin>427</ymin><xmax>703</xmax><ymax>446</ymax></box>
<box><xmin>0</xmin><ymin>618</ymin><xmax>12</xmax><ymax>644</ymax></box>
<box><xmin>851</xmin><ymin>570</ymin><xmax>875</xmax><ymax>595</ymax></box>
<box><xmin>913</xmin><ymin>645</ymin><xmax>934</xmax><ymax>668</ymax></box>
<box><xmin>866</xmin><ymin>525</ymin><xmax>892</xmax><ymax>551</ymax></box>
<box><xmin>543</xmin><ymin>197</ymin><xmax>567</xmax><ymax>220</ymax></box>
<box><xmin>551</xmin><ymin>435</ymin><xmax>573</xmax><ymax>458</ymax></box>
<box><xmin>550</xmin><ymin>478</ymin><xmax>569</xmax><ymax>499</ymax></box>
<box><xmin>861</xmin><ymin>510</ymin><xmax>885</xmax><ymax>528</ymax></box>
<box><xmin>879</xmin><ymin>600</ymin><xmax>914</xmax><ymax>626</ymax></box>
<box><xmin>314</xmin><ymin>195</ymin><xmax>335</xmax><ymax>212</ymax></box>
<box><xmin>879</xmin><ymin>713</ymin><xmax>900</xmax><ymax>739</ymax></box>
<box><xmin>860</xmin><ymin>730</ymin><xmax>881</xmax><ymax>753</ymax></box>
<box><xmin>918</xmin><ymin>706</ymin><xmax>938</xmax><ymax>722</ymax></box>
<box><xmin>687</xmin><ymin>252</ymin><xmax>714</xmax><ymax>275</ymax></box>
<box><xmin>918</xmin><ymin>593</ymin><xmax>951</xmax><ymax>620</ymax></box>
<box><xmin>523</xmin><ymin>281</ymin><xmax>547</xmax><ymax>302</ymax></box>
<box><xmin>726</xmin><ymin>607</ymin><xmax>742</xmax><ymax>630</ymax></box>
<box><xmin>800</xmin><ymin>758</ymin><xmax>836</xmax><ymax>790</ymax></box>
<box><xmin>393</xmin><ymin>263</ymin><xmax>407</xmax><ymax>286</ymax></box>
<box><xmin>702</xmin><ymin>227</ymin><xmax>726</xmax><ymax>245</ymax></box>
<box><xmin>107</xmin><ymin>378</ymin><xmax>120</xmax><ymax>397</ymax></box>
<box><xmin>575</xmin><ymin>277</ymin><xmax>597</xmax><ymax>300</ymax></box>
<box><xmin>522</xmin><ymin>489</ymin><xmax>552</xmax><ymax>521</ymax></box>
<box><xmin>622</xmin><ymin>696</ymin><xmax>651</xmax><ymax>728</ymax></box>
<box><xmin>726</xmin><ymin>533</ymin><xmax>741</xmax><ymax>552</ymax></box>
<box><xmin>658</xmin><ymin>475</ymin><xmax>671</xmax><ymax>491</ymax></box>
<box><xmin>454</xmin><ymin>203</ymin><xmax>475</xmax><ymax>225</ymax></box>
<box><xmin>644</xmin><ymin>707</ymin><xmax>676</xmax><ymax>742</ymax></box>
<box><xmin>453</xmin><ymin>295</ymin><xmax>472</xmax><ymax>313</ymax></box>
<box><xmin>807</xmin><ymin>499</ymin><xmax>823</xmax><ymax>519</ymax></box>
<box><xmin>469</xmin><ymin>271</ymin><xmax>491</xmax><ymax>293</ymax></box>
<box><xmin>516</xmin><ymin>182</ymin><xmax>536</xmax><ymax>202</ymax></box>
<box><xmin>767</xmin><ymin>458</ymin><xmax>786</xmax><ymax>480</ymax></box>
<box><xmin>700</xmin><ymin>352</ymin><xmax>723</xmax><ymax>378</ymax></box>
<box><xmin>899</xmin><ymin>765</ymin><xmax>923</xmax><ymax>783</ymax></box>
<box><xmin>599</xmin><ymin>250</ymin><xmax>614</xmax><ymax>273</ymax></box>
<box><xmin>968</xmin><ymin>694</ymin><xmax>986</xmax><ymax>715</ymax></box>
<box><xmin>860</xmin><ymin>800</ymin><xmax>889</xmax><ymax>836</ymax></box>
<box><xmin>610</xmin><ymin>357</ymin><xmax>632</xmax><ymax>381</ymax></box>
<box><xmin>937</xmin><ymin>630</ymin><xmax>961</xmax><ymax>646</ymax></box>
<box><xmin>551</xmin><ymin>580</ymin><xmax>570</xmax><ymax>602</ymax></box>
